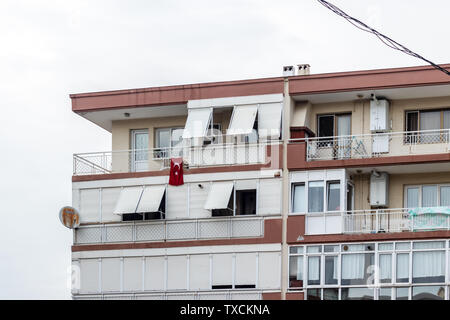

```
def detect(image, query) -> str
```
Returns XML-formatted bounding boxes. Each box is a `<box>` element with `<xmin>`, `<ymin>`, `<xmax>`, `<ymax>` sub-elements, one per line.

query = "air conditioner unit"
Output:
<box><xmin>370</xmin><ymin>172</ymin><xmax>389</xmax><ymax>207</ymax></box>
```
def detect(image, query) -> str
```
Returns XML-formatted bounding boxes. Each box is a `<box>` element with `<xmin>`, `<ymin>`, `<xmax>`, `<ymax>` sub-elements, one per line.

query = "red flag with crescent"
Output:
<box><xmin>169</xmin><ymin>158</ymin><xmax>184</xmax><ymax>186</ymax></box>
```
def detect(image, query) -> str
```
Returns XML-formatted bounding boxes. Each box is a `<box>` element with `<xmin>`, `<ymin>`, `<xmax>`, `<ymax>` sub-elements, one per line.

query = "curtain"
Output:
<box><xmin>443</xmin><ymin>111</ymin><xmax>450</xmax><ymax>129</ymax></box>
<box><xmin>342</xmin><ymin>254</ymin><xmax>365</xmax><ymax>279</ymax></box>
<box><xmin>420</xmin><ymin>111</ymin><xmax>440</xmax><ymax>143</ymax></box>
<box><xmin>406</xmin><ymin>187</ymin><xmax>419</xmax><ymax>208</ymax></box>
<box><xmin>308</xmin><ymin>181</ymin><xmax>324</xmax><ymax>213</ymax></box>
<box><xmin>297</xmin><ymin>256</ymin><xmax>304</xmax><ymax>280</ymax></box>
<box><xmin>308</xmin><ymin>256</ymin><xmax>320</xmax><ymax>281</ymax></box>
<box><xmin>420</xmin><ymin>111</ymin><xmax>440</xmax><ymax>130</ymax></box>
<box><xmin>292</xmin><ymin>184</ymin><xmax>306</xmax><ymax>213</ymax></box>
<box><xmin>413</xmin><ymin>251</ymin><xmax>445</xmax><ymax>279</ymax></box>
<box><xmin>422</xmin><ymin>185</ymin><xmax>438</xmax><ymax>207</ymax></box>
<box><xmin>440</xmin><ymin>186</ymin><xmax>450</xmax><ymax>206</ymax></box>
<box><xmin>379</xmin><ymin>254</ymin><xmax>392</xmax><ymax>280</ymax></box>
<box><xmin>396</xmin><ymin>253</ymin><xmax>409</xmax><ymax>280</ymax></box>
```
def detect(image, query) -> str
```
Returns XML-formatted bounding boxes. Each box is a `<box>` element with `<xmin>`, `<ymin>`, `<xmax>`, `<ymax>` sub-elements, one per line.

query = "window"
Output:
<box><xmin>412</xmin><ymin>241</ymin><xmax>445</xmax><ymax>284</ymax></box>
<box><xmin>324</xmin><ymin>256</ymin><xmax>338</xmax><ymax>285</ymax></box>
<box><xmin>235</xmin><ymin>190</ymin><xmax>256</xmax><ymax>215</ymax></box>
<box><xmin>405</xmin><ymin>109</ymin><xmax>450</xmax><ymax>143</ymax></box>
<box><xmin>289</xmin><ymin>255</ymin><xmax>303</xmax><ymax>288</ymax></box>
<box><xmin>412</xmin><ymin>286</ymin><xmax>445</xmax><ymax>300</ymax></box>
<box><xmin>422</xmin><ymin>185</ymin><xmax>438</xmax><ymax>207</ymax></box>
<box><xmin>291</xmin><ymin>178</ymin><xmax>345</xmax><ymax>214</ymax></box>
<box><xmin>396</xmin><ymin>253</ymin><xmax>409</xmax><ymax>283</ymax></box>
<box><xmin>327</xmin><ymin>181</ymin><xmax>341</xmax><ymax>211</ymax></box>
<box><xmin>155</xmin><ymin>127</ymin><xmax>184</xmax><ymax>158</ymax></box>
<box><xmin>317</xmin><ymin>114</ymin><xmax>351</xmax><ymax>159</ymax></box>
<box><xmin>379</xmin><ymin>288</ymin><xmax>392</xmax><ymax>300</ymax></box>
<box><xmin>317</xmin><ymin>113</ymin><xmax>351</xmax><ymax>138</ymax></box>
<box><xmin>115</xmin><ymin>185</ymin><xmax>167</xmax><ymax>221</ymax></box>
<box><xmin>405</xmin><ymin>184</ymin><xmax>450</xmax><ymax>208</ymax></box>
<box><xmin>307</xmin><ymin>256</ymin><xmax>320</xmax><ymax>285</ymax></box>
<box><xmin>205</xmin><ymin>181</ymin><xmax>257</xmax><ymax>217</ymax></box>
<box><xmin>341</xmin><ymin>253</ymin><xmax>374</xmax><ymax>285</ymax></box>
<box><xmin>308</xmin><ymin>181</ymin><xmax>324</xmax><ymax>213</ymax></box>
<box><xmin>341</xmin><ymin>287</ymin><xmax>374</xmax><ymax>300</ymax></box>
<box><xmin>288</xmin><ymin>240</ymin><xmax>450</xmax><ymax>300</ymax></box>
<box><xmin>292</xmin><ymin>183</ymin><xmax>305</xmax><ymax>213</ymax></box>
<box><xmin>379</xmin><ymin>254</ymin><xmax>392</xmax><ymax>283</ymax></box>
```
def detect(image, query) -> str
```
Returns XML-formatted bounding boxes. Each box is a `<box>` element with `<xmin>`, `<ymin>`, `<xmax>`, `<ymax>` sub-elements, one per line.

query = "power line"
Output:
<box><xmin>317</xmin><ymin>0</ymin><xmax>450</xmax><ymax>76</ymax></box>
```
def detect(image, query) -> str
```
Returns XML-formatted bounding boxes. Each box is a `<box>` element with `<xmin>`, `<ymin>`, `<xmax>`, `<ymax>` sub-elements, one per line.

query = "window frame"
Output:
<box><xmin>317</xmin><ymin>113</ymin><xmax>352</xmax><ymax>138</ymax></box>
<box><xmin>288</xmin><ymin>240</ymin><xmax>450</xmax><ymax>300</ymax></box>
<box><xmin>404</xmin><ymin>183</ymin><xmax>450</xmax><ymax>208</ymax></box>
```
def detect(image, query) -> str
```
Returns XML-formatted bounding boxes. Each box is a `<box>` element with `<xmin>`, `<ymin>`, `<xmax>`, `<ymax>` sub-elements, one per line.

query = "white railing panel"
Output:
<box><xmin>104</xmin><ymin>224</ymin><xmax>133</xmax><ymax>243</ymax></box>
<box><xmin>135</xmin><ymin>223</ymin><xmax>165</xmax><ymax>242</ymax></box>
<box><xmin>166</xmin><ymin>221</ymin><xmax>197</xmax><ymax>240</ymax></box>
<box><xmin>198</xmin><ymin>219</ymin><xmax>230</xmax><ymax>239</ymax></box>
<box><xmin>231</xmin><ymin>218</ymin><xmax>263</xmax><ymax>238</ymax></box>
<box><xmin>75</xmin><ymin>226</ymin><xmax>102</xmax><ymax>244</ymax></box>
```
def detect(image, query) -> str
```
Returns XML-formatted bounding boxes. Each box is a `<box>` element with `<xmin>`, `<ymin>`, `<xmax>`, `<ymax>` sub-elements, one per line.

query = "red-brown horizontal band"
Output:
<box><xmin>285</xmin><ymin>292</ymin><xmax>304</xmax><ymax>300</ymax></box>
<box><xmin>71</xmin><ymin>77</ymin><xmax>284</xmax><ymax>112</ymax></box>
<box><xmin>73</xmin><ymin>145</ymin><xmax>283</xmax><ymax>182</ymax></box>
<box><xmin>72</xmin><ymin>218</ymin><xmax>282</xmax><ymax>252</ymax></box>
<box><xmin>262</xmin><ymin>292</ymin><xmax>282</xmax><ymax>300</ymax></box>
<box><xmin>287</xmin><ymin>142</ymin><xmax>450</xmax><ymax>170</ymax></box>
<box><xmin>289</xmin><ymin>64</ymin><xmax>450</xmax><ymax>96</ymax></box>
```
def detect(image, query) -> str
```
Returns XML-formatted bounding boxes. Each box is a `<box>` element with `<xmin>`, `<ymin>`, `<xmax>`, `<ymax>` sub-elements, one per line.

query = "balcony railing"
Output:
<box><xmin>305</xmin><ymin>208</ymin><xmax>450</xmax><ymax>235</ymax></box>
<box><xmin>74</xmin><ymin>215</ymin><xmax>271</xmax><ymax>245</ymax></box>
<box><xmin>73</xmin><ymin>139</ymin><xmax>281</xmax><ymax>175</ymax></box>
<box><xmin>291</xmin><ymin>129</ymin><xmax>450</xmax><ymax>162</ymax></box>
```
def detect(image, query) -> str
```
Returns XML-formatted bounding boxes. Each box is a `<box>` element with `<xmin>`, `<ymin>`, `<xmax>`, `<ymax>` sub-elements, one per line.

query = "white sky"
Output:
<box><xmin>0</xmin><ymin>0</ymin><xmax>449</xmax><ymax>299</ymax></box>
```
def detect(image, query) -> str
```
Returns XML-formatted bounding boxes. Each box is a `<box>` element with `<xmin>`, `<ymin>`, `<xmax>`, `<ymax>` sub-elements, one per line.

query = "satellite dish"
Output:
<box><xmin>59</xmin><ymin>206</ymin><xmax>80</xmax><ymax>229</ymax></box>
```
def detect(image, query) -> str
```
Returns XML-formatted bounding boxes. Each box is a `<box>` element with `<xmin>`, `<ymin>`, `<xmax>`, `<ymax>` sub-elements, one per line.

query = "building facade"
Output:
<box><xmin>70</xmin><ymin>64</ymin><xmax>450</xmax><ymax>300</ymax></box>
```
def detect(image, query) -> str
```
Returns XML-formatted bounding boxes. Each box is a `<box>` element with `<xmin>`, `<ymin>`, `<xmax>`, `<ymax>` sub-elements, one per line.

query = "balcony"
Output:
<box><xmin>288</xmin><ymin>129</ymin><xmax>450</xmax><ymax>170</ymax></box>
<box><xmin>307</xmin><ymin>129</ymin><xmax>450</xmax><ymax>161</ymax></box>
<box><xmin>305</xmin><ymin>208</ymin><xmax>450</xmax><ymax>235</ymax></box>
<box><xmin>73</xmin><ymin>139</ymin><xmax>282</xmax><ymax>176</ymax></box>
<box><xmin>74</xmin><ymin>215</ymin><xmax>272</xmax><ymax>245</ymax></box>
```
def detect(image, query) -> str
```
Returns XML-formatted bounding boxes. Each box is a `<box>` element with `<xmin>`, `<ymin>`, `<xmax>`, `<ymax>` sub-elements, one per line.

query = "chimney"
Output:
<box><xmin>297</xmin><ymin>64</ymin><xmax>311</xmax><ymax>76</ymax></box>
<box><xmin>283</xmin><ymin>65</ymin><xmax>295</xmax><ymax>77</ymax></box>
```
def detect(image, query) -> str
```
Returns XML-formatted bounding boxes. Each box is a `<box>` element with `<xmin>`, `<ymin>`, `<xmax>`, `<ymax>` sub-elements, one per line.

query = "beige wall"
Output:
<box><xmin>352</xmin><ymin>171</ymin><xmax>450</xmax><ymax>210</ymax></box>
<box><xmin>291</xmin><ymin>95</ymin><xmax>450</xmax><ymax>136</ymax></box>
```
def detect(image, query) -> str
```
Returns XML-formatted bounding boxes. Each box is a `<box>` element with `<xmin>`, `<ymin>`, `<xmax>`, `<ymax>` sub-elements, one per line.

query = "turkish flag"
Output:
<box><xmin>169</xmin><ymin>158</ymin><xmax>184</xmax><ymax>186</ymax></box>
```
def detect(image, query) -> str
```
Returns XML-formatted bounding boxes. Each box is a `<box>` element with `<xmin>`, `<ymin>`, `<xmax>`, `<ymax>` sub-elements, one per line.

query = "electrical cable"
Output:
<box><xmin>317</xmin><ymin>0</ymin><xmax>450</xmax><ymax>76</ymax></box>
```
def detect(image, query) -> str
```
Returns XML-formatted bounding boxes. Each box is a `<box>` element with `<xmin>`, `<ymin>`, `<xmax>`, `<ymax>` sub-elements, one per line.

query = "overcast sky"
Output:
<box><xmin>0</xmin><ymin>0</ymin><xmax>449</xmax><ymax>299</ymax></box>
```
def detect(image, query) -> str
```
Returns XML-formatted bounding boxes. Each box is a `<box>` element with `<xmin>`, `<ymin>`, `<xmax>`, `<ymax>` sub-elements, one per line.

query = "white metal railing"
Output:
<box><xmin>72</xmin><ymin>289</ymin><xmax>265</xmax><ymax>300</ymax></box>
<box><xmin>305</xmin><ymin>208</ymin><xmax>450</xmax><ymax>235</ymax></box>
<box><xmin>74</xmin><ymin>215</ymin><xmax>269</xmax><ymax>245</ymax></box>
<box><xmin>290</xmin><ymin>129</ymin><xmax>450</xmax><ymax>161</ymax></box>
<box><xmin>73</xmin><ymin>138</ymin><xmax>281</xmax><ymax>175</ymax></box>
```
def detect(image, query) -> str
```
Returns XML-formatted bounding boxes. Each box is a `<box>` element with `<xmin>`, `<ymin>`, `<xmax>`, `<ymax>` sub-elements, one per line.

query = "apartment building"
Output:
<box><xmin>70</xmin><ymin>63</ymin><xmax>450</xmax><ymax>300</ymax></box>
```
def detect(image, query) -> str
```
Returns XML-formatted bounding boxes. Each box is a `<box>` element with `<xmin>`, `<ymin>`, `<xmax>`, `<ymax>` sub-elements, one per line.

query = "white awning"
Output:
<box><xmin>204</xmin><ymin>182</ymin><xmax>234</xmax><ymax>210</ymax></box>
<box><xmin>258</xmin><ymin>103</ymin><xmax>282</xmax><ymax>139</ymax></box>
<box><xmin>227</xmin><ymin>105</ymin><xmax>258</xmax><ymax>136</ymax></box>
<box><xmin>113</xmin><ymin>187</ymin><xmax>144</xmax><ymax>215</ymax></box>
<box><xmin>182</xmin><ymin>108</ymin><xmax>212</xmax><ymax>139</ymax></box>
<box><xmin>136</xmin><ymin>185</ymin><xmax>166</xmax><ymax>213</ymax></box>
